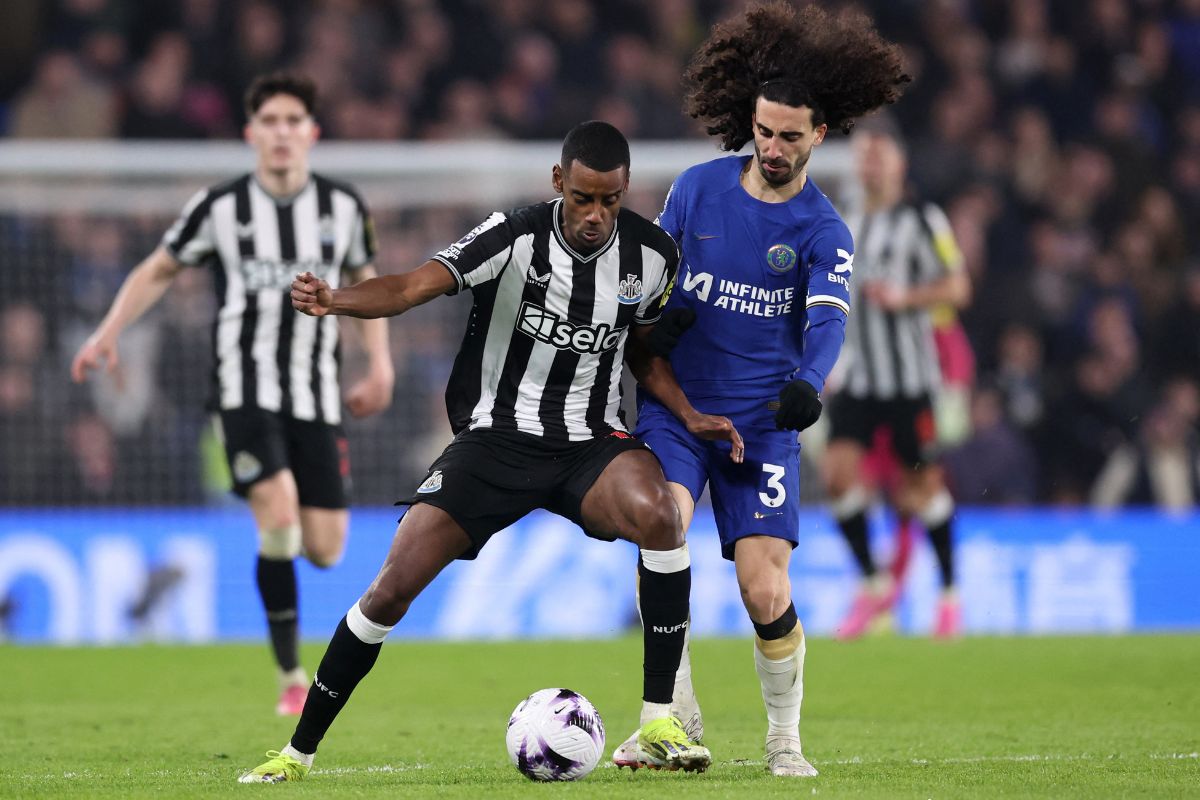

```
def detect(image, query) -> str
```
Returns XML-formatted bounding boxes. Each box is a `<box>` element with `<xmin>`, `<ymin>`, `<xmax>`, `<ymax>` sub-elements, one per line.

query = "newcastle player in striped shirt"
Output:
<box><xmin>71</xmin><ymin>73</ymin><xmax>393</xmax><ymax>715</ymax></box>
<box><xmin>822</xmin><ymin>113</ymin><xmax>972</xmax><ymax>639</ymax></box>
<box><xmin>238</xmin><ymin>121</ymin><xmax>744</xmax><ymax>782</ymax></box>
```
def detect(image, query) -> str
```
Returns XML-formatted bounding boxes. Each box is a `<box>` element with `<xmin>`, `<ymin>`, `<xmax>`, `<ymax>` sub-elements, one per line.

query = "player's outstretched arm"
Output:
<box><xmin>71</xmin><ymin>245</ymin><xmax>182</xmax><ymax>383</ymax></box>
<box><xmin>341</xmin><ymin>264</ymin><xmax>396</xmax><ymax>418</ymax></box>
<box><xmin>626</xmin><ymin>324</ymin><xmax>744</xmax><ymax>463</ymax></box>
<box><xmin>291</xmin><ymin>260</ymin><xmax>456</xmax><ymax>319</ymax></box>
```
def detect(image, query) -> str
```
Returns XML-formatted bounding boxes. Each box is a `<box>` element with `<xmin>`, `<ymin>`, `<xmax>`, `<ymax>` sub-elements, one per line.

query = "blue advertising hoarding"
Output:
<box><xmin>0</xmin><ymin>506</ymin><xmax>1197</xmax><ymax>643</ymax></box>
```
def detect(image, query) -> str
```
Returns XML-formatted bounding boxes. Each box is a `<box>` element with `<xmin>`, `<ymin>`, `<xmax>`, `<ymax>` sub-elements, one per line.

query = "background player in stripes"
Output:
<box><xmin>611</xmin><ymin>3</ymin><xmax>910</xmax><ymax>779</ymax></box>
<box><xmin>821</xmin><ymin>113</ymin><xmax>973</xmax><ymax>640</ymax></box>
<box><xmin>70</xmin><ymin>72</ymin><xmax>393</xmax><ymax>715</ymax></box>
<box><xmin>239</xmin><ymin>121</ymin><xmax>745</xmax><ymax>782</ymax></box>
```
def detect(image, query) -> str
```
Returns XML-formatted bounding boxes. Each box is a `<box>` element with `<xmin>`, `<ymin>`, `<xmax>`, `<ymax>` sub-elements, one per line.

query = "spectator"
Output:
<box><xmin>8</xmin><ymin>50</ymin><xmax>116</xmax><ymax>138</ymax></box>
<box><xmin>494</xmin><ymin>33</ymin><xmax>562</xmax><ymax>138</ymax></box>
<box><xmin>424</xmin><ymin>79</ymin><xmax>506</xmax><ymax>140</ymax></box>
<box><xmin>0</xmin><ymin>304</ymin><xmax>69</xmax><ymax>504</ymax></box>
<box><xmin>546</xmin><ymin>0</ymin><xmax>607</xmax><ymax>94</ymax></box>
<box><xmin>1043</xmin><ymin>299</ymin><xmax>1156</xmax><ymax>501</ymax></box>
<box><xmin>604</xmin><ymin>34</ymin><xmax>687</xmax><ymax>139</ymax></box>
<box><xmin>1091</xmin><ymin>378</ymin><xmax>1200</xmax><ymax>509</ymax></box>
<box><xmin>944</xmin><ymin>384</ymin><xmax>1039</xmax><ymax>504</ymax></box>
<box><xmin>1151</xmin><ymin>266</ymin><xmax>1200</xmax><ymax>383</ymax></box>
<box><xmin>996</xmin><ymin>323</ymin><xmax>1046</xmax><ymax>430</ymax></box>
<box><xmin>121</xmin><ymin>34</ymin><xmax>207</xmax><ymax>139</ymax></box>
<box><xmin>223</xmin><ymin>2</ymin><xmax>287</xmax><ymax>125</ymax></box>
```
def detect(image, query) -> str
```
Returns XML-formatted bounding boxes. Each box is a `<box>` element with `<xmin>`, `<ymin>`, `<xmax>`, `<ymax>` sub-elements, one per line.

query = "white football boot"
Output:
<box><xmin>765</xmin><ymin>736</ymin><xmax>818</xmax><ymax>777</ymax></box>
<box><xmin>613</xmin><ymin>686</ymin><xmax>703</xmax><ymax>769</ymax></box>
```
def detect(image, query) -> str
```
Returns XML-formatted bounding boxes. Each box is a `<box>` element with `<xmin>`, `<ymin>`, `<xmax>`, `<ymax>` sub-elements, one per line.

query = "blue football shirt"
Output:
<box><xmin>653</xmin><ymin>155</ymin><xmax>852</xmax><ymax>411</ymax></box>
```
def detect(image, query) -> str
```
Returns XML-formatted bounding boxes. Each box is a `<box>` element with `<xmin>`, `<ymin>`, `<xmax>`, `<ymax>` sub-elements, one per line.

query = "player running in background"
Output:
<box><xmin>239</xmin><ymin>122</ymin><xmax>744</xmax><ymax>782</ymax></box>
<box><xmin>612</xmin><ymin>3</ymin><xmax>909</xmax><ymax>778</ymax></box>
<box><xmin>71</xmin><ymin>73</ymin><xmax>394</xmax><ymax>715</ymax></box>
<box><xmin>822</xmin><ymin>113</ymin><xmax>972</xmax><ymax>640</ymax></box>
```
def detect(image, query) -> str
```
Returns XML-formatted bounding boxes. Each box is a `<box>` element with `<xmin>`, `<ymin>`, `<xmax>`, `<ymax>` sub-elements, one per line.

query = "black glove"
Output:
<box><xmin>647</xmin><ymin>308</ymin><xmax>697</xmax><ymax>358</ymax></box>
<box><xmin>775</xmin><ymin>379</ymin><xmax>822</xmax><ymax>432</ymax></box>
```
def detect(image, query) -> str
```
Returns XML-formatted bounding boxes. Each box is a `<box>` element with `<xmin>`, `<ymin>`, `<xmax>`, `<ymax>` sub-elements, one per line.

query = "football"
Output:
<box><xmin>505</xmin><ymin>688</ymin><xmax>605</xmax><ymax>781</ymax></box>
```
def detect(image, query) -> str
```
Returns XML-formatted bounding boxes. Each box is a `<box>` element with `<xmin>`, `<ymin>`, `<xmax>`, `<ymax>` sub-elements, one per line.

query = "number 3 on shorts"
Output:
<box><xmin>759</xmin><ymin>463</ymin><xmax>786</xmax><ymax>508</ymax></box>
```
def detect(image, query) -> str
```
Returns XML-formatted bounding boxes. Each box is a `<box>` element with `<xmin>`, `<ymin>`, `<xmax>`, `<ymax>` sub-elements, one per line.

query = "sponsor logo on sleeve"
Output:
<box><xmin>835</xmin><ymin>249</ymin><xmax>854</xmax><ymax>273</ymax></box>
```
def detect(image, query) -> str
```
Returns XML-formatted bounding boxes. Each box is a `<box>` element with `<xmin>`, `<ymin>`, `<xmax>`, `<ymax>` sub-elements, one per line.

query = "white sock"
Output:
<box><xmin>754</xmin><ymin>634</ymin><xmax>805</xmax><ymax>741</ymax></box>
<box><xmin>346</xmin><ymin>601</ymin><xmax>394</xmax><ymax>644</ymax></box>
<box><xmin>673</xmin><ymin>620</ymin><xmax>694</xmax><ymax>699</ymax></box>
<box><xmin>281</xmin><ymin>743</ymin><xmax>314</xmax><ymax>768</ymax></box>
<box><xmin>278</xmin><ymin>665</ymin><xmax>308</xmax><ymax>690</ymax></box>
<box><xmin>640</xmin><ymin>701</ymin><xmax>672</xmax><ymax>726</ymax></box>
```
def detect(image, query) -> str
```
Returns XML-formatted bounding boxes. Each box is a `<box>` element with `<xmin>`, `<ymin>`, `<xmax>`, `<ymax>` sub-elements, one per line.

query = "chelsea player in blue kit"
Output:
<box><xmin>614</xmin><ymin>3</ymin><xmax>909</xmax><ymax>777</ymax></box>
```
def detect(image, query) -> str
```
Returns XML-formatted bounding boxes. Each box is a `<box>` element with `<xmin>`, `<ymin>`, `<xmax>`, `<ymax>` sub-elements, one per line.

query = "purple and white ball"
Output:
<box><xmin>506</xmin><ymin>688</ymin><xmax>605</xmax><ymax>782</ymax></box>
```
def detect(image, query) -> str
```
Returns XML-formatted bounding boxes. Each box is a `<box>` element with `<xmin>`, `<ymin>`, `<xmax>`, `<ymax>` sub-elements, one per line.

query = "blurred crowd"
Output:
<box><xmin>2</xmin><ymin>0</ymin><xmax>1200</xmax><ymax>509</ymax></box>
<box><xmin>0</xmin><ymin>0</ymin><xmax>728</xmax><ymax>140</ymax></box>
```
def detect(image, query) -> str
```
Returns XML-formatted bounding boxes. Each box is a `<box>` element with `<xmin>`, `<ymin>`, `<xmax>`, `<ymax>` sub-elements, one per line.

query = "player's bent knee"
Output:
<box><xmin>305</xmin><ymin>546</ymin><xmax>343</xmax><ymax>569</ymax></box>
<box><xmin>360</xmin><ymin>581</ymin><xmax>415</xmax><ymax>624</ymax></box>
<box><xmin>740</xmin><ymin>575</ymin><xmax>790</xmax><ymax>624</ymax></box>
<box><xmin>628</xmin><ymin>494</ymin><xmax>682</xmax><ymax>550</ymax></box>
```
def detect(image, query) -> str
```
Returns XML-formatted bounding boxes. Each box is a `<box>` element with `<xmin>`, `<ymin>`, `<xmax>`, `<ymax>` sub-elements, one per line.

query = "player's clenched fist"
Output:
<box><xmin>291</xmin><ymin>271</ymin><xmax>334</xmax><ymax>316</ymax></box>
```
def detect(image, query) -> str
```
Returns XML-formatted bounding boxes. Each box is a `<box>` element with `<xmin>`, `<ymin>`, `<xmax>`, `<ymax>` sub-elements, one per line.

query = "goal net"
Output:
<box><xmin>0</xmin><ymin>139</ymin><xmax>853</xmax><ymax>507</ymax></box>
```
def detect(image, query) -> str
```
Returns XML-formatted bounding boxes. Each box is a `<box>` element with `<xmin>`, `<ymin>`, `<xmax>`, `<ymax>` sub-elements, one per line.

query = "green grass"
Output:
<box><xmin>1</xmin><ymin>636</ymin><xmax>1198</xmax><ymax>799</ymax></box>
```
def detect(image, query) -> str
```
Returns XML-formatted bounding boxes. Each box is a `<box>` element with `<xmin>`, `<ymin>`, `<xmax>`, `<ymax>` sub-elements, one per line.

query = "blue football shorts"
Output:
<box><xmin>635</xmin><ymin>395</ymin><xmax>801</xmax><ymax>561</ymax></box>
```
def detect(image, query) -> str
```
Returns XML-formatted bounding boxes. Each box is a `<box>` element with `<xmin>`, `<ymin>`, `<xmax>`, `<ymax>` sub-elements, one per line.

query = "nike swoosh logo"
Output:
<box><xmin>694</xmin><ymin>234</ymin><xmax>719</xmax><ymax>240</ymax></box>
<box><xmin>754</xmin><ymin>512</ymin><xmax>783</xmax><ymax>519</ymax></box>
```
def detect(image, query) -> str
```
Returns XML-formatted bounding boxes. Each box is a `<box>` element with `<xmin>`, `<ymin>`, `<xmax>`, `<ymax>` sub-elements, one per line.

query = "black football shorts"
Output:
<box><xmin>398</xmin><ymin>427</ymin><xmax>651</xmax><ymax>559</ymax></box>
<box><xmin>217</xmin><ymin>407</ymin><xmax>351</xmax><ymax>509</ymax></box>
<box><xmin>827</xmin><ymin>393</ymin><xmax>937</xmax><ymax>468</ymax></box>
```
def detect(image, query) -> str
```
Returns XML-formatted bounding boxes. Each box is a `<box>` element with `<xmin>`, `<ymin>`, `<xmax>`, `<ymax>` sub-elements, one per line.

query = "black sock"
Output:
<box><xmin>753</xmin><ymin>602</ymin><xmax>798</xmax><ymax>640</ymax></box>
<box><xmin>290</xmin><ymin>617</ymin><xmax>382</xmax><ymax>754</ymax></box>
<box><xmin>837</xmin><ymin>511</ymin><xmax>876</xmax><ymax>577</ymax></box>
<box><xmin>637</xmin><ymin>556</ymin><xmax>690</xmax><ymax>705</ymax></box>
<box><xmin>257</xmin><ymin>556</ymin><xmax>299</xmax><ymax>672</ymax></box>
<box><xmin>927</xmin><ymin>519</ymin><xmax>955</xmax><ymax>588</ymax></box>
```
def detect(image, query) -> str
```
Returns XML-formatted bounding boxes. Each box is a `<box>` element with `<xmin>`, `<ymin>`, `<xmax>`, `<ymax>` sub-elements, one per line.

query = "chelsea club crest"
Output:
<box><xmin>766</xmin><ymin>244</ymin><xmax>797</xmax><ymax>273</ymax></box>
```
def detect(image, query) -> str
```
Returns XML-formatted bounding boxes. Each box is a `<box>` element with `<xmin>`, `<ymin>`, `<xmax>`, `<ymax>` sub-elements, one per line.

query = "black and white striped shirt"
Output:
<box><xmin>434</xmin><ymin>200</ymin><xmax>678</xmax><ymax>441</ymax></box>
<box><xmin>162</xmin><ymin>173</ymin><xmax>375</xmax><ymax>424</ymax></box>
<box><xmin>840</xmin><ymin>202</ymin><xmax>962</xmax><ymax>400</ymax></box>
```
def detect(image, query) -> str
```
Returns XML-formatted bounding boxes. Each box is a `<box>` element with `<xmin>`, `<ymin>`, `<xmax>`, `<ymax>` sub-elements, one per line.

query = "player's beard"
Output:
<box><xmin>755</xmin><ymin>141</ymin><xmax>812</xmax><ymax>186</ymax></box>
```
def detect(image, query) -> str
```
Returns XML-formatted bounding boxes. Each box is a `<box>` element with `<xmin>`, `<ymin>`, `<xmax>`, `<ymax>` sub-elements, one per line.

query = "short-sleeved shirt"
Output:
<box><xmin>162</xmin><ymin>173</ymin><xmax>375</xmax><ymax>423</ymax></box>
<box><xmin>431</xmin><ymin>200</ymin><xmax>678</xmax><ymax>441</ymax></box>
<box><xmin>840</xmin><ymin>202</ymin><xmax>962</xmax><ymax>400</ymax></box>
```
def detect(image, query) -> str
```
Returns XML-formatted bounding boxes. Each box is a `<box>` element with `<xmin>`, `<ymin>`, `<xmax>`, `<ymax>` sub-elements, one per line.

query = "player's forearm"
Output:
<box><xmin>907</xmin><ymin>271</ymin><xmax>971</xmax><ymax>309</ymax></box>
<box><xmin>795</xmin><ymin>316</ymin><xmax>845</xmax><ymax>393</ymax></box>
<box><xmin>94</xmin><ymin>247</ymin><xmax>180</xmax><ymax>339</ymax></box>
<box><xmin>345</xmin><ymin>266</ymin><xmax>395</xmax><ymax>374</ymax></box>
<box><xmin>626</xmin><ymin>337</ymin><xmax>703</xmax><ymax>427</ymax></box>
<box><xmin>357</xmin><ymin>317</ymin><xmax>393</xmax><ymax>376</ymax></box>
<box><xmin>328</xmin><ymin>274</ymin><xmax>423</xmax><ymax>319</ymax></box>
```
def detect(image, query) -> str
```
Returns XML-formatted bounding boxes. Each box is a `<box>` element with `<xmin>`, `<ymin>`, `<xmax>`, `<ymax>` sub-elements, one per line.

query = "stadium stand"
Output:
<box><xmin>1</xmin><ymin>0</ymin><xmax>1200</xmax><ymax>507</ymax></box>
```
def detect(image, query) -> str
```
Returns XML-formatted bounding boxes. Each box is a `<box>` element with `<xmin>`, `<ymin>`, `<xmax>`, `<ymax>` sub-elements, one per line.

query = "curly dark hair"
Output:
<box><xmin>685</xmin><ymin>2</ymin><xmax>911</xmax><ymax>150</ymax></box>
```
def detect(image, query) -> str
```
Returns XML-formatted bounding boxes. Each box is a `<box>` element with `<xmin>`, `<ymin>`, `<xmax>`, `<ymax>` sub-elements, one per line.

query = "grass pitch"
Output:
<box><xmin>1</xmin><ymin>635</ymin><xmax>1197</xmax><ymax>799</ymax></box>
